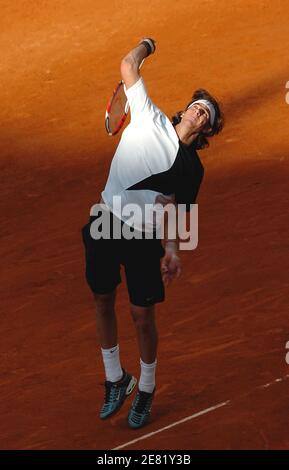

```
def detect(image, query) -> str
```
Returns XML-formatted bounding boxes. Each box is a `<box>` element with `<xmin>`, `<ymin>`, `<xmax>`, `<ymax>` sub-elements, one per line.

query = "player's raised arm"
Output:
<box><xmin>120</xmin><ymin>38</ymin><xmax>156</xmax><ymax>90</ymax></box>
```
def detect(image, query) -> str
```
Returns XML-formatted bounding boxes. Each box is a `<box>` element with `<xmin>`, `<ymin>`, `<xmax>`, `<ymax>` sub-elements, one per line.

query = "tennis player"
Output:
<box><xmin>82</xmin><ymin>38</ymin><xmax>224</xmax><ymax>429</ymax></box>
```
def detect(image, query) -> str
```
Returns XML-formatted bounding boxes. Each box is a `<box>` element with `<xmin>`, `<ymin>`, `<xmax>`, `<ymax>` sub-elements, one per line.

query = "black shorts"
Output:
<box><xmin>81</xmin><ymin>214</ymin><xmax>165</xmax><ymax>307</ymax></box>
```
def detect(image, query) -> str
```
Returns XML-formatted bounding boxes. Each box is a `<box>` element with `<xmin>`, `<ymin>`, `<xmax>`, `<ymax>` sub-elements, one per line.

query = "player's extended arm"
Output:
<box><xmin>155</xmin><ymin>194</ymin><xmax>182</xmax><ymax>286</ymax></box>
<box><xmin>120</xmin><ymin>38</ymin><xmax>156</xmax><ymax>90</ymax></box>
<box><xmin>162</xmin><ymin>212</ymin><xmax>182</xmax><ymax>286</ymax></box>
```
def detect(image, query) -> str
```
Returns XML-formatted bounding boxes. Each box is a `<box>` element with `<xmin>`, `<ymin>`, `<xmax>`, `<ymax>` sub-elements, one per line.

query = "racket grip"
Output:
<box><xmin>139</xmin><ymin>38</ymin><xmax>156</xmax><ymax>56</ymax></box>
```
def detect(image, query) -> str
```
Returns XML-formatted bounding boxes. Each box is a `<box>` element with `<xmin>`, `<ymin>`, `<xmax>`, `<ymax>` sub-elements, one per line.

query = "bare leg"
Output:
<box><xmin>94</xmin><ymin>290</ymin><xmax>118</xmax><ymax>349</ymax></box>
<box><xmin>130</xmin><ymin>303</ymin><xmax>158</xmax><ymax>364</ymax></box>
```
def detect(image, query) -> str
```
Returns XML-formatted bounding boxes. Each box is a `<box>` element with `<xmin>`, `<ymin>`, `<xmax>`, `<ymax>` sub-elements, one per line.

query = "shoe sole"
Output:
<box><xmin>100</xmin><ymin>375</ymin><xmax>137</xmax><ymax>420</ymax></box>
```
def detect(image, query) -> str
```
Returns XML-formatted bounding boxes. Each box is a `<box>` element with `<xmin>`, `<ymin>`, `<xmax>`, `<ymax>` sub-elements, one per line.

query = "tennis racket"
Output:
<box><xmin>105</xmin><ymin>59</ymin><xmax>145</xmax><ymax>136</ymax></box>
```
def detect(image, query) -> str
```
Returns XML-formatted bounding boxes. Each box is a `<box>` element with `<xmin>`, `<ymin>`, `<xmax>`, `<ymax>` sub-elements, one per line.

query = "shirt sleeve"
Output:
<box><xmin>124</xmin><ymin>77</ymin><xmax>155</xmax><ymax>121</ymax></box>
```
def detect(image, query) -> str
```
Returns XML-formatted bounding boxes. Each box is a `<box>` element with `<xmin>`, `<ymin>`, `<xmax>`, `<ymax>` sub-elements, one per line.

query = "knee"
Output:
<box><xmin>130</xmin><ymin>306</ymin><xmax>155</xmax><ymax>331</ymax></box>
<box><xmin>93</xmin><ymin>291</ymin><xmax>116</xmax><ymax>307</ymax></box>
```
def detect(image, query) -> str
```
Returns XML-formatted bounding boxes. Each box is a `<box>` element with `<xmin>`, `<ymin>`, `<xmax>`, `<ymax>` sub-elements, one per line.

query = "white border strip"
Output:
<box><xmin>112</xmin><ymin>400</ymin><xmax>230</xmax><ymax>450</ymax></box>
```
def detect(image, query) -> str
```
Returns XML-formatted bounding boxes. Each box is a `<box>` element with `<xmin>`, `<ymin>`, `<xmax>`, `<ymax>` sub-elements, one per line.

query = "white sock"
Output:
<box><xmin>101</xmin><ymin>345</ymin><xmax>123</xmax><ymax>383</ymax></box>
<box><xmin>139</xmin><ymin>358</ymin><xmax>157</xmax><ymax>393</ymax></box>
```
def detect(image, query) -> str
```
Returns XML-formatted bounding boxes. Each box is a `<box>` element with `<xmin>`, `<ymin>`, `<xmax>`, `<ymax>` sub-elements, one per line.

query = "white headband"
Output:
<box><xmin>187</xmin><ymin>99</ymin><xmax>215</xmax><ymax>127</ymax></box>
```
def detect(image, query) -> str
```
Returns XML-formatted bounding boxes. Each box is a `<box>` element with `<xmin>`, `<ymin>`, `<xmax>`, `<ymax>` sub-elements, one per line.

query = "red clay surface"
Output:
<box><xmin>1</xmin><ymin>0</ymin><xmax>289</xmax><ymax>450</ymax></box>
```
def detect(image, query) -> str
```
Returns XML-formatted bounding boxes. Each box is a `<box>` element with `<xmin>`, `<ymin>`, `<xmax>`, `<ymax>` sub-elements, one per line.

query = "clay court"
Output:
<box><xmin>1</xmin><ymin>0</ymin><xmax>289</xmax><ymax>450</ymax></box>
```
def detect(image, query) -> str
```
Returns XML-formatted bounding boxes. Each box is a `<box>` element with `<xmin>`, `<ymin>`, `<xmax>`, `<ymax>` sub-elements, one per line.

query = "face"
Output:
<box><xmin>181</xmin><ymin>103</ymin><xmax>211</xmax><ymax>134</ymax></box>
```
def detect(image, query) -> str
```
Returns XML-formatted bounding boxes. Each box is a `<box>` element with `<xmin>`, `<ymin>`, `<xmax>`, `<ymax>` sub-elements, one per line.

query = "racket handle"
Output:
<box><xmin>139</xmin><ymin>38</ymin><xmax>156</xmax><ymax>55</ymax></box>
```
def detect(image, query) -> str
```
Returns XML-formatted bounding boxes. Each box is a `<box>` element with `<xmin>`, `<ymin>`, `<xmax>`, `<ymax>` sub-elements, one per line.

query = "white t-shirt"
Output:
<box><xmin>100</xmin><ymin>77</ymin><xmax>204</xmax><ymax>233</ymax></box>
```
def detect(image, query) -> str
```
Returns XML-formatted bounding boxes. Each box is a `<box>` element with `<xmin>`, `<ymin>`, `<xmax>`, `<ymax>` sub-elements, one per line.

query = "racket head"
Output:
<box><xmin>105</xmin><ymin>80</ymin><xmax>129</xmax><ymax>136</ymax></box>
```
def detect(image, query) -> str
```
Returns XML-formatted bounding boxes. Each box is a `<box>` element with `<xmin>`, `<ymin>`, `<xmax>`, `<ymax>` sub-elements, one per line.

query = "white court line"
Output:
<box><xmin>112</xmin><ymin>374</ymin><xmax>289</xmax><ymax>450</ymax></box>
<box><xmin>259</xmin><ymin>374</ymin><xmax>289</xmax><ymax>389</ymax></box>
<box><xmin>112</xmin><ymin>401</ymin><xmax>230</xmax><ymax>450</ymax></box>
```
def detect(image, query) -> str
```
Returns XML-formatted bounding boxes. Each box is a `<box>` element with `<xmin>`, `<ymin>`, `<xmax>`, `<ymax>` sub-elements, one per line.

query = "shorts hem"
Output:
<box><xmin>129</xmin><ymin>295</ymin><xmax>165</xmax><ymax>308</ymax></box>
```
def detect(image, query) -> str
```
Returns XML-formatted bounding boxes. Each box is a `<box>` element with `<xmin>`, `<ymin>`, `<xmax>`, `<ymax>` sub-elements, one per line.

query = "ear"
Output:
<box><xmin>203</xmin><ymin>123</ymin><xmax>212</xmax><ymax>134</ymax></box>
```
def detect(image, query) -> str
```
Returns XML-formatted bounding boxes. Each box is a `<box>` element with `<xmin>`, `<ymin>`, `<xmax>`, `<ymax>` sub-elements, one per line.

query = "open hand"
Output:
<box><xmin>161</xmin><ymin>247</ymin><xmax>181</xmax><ymax>286</ymax></box>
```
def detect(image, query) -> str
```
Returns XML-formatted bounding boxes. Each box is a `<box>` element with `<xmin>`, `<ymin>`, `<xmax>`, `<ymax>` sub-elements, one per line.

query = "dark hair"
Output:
<box><xmin>171</xmin><ymin>89</ymin><xmax>224</xmax><ymax>150</ymax></box>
